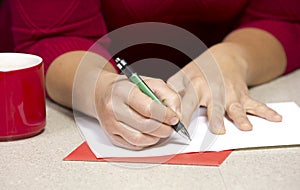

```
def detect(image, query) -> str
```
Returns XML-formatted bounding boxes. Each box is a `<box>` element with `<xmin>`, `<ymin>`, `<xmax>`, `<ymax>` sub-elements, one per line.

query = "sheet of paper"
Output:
<box><xmin>76</xmin><ymin>102</ymin><xmax>300</xmax><ymax>158</ymax></box>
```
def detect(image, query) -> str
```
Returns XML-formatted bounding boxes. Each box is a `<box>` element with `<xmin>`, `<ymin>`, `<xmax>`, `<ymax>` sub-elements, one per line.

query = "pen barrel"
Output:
<box><xmin>121</xmin><ymin>65</ymin><xmax>135</xmax><ymax>79</ymax></box>
<box><xmin>172</xmin><ymin>122</ymin><xmax>184</xmax><ymax>132</ymax></box>
<box><xmin>129</xmin><ymin>73</ymin><xmax>184</xmax><ymax>132</ymax></box>
<box><xmin>116</xmin><ymin>57</ymin><xmax>190</xmax><ymax>140</ymax></box>
<box><xmin>129</xmin><ymin>73</ymin><xmax>163</xmax><ymax>104</ymax></box>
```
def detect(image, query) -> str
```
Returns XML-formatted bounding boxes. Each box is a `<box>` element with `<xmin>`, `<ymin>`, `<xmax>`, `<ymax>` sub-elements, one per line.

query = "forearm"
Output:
<box><xmin>45</xmin><ymin>51</ymin><xmax>116</xmax><ymax>117</ymax></box>
<box><xmin>217</xmin><ymin>28</ymin><xmax>287</xmax><ymax>86</ymax></box>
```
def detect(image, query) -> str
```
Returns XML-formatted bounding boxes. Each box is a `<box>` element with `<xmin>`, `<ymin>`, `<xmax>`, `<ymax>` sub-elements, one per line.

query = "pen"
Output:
<box><xmin>115</xmin><ymin>57</ymin><xmax>191</xmax><ymax>141</ymax></box>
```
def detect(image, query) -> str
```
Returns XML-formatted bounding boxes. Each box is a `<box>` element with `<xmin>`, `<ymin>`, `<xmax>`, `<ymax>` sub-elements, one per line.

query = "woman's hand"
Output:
<box><xmin>47</xmin><ymin>51</ymin><xmax>181</xmax><ymax>150</ymax></box>
<box><xmin>95</xmin><ymin>71</ymin><xmax>181</xmax><ymax>150</ymax></box>
<box><xmin>168</xmin><ymin>42</ymin><xmax>282</xmax><ymax>134</ymax></box>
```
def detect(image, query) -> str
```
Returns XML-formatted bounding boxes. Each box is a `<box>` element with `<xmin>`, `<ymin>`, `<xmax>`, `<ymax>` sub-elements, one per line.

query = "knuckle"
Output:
<box><xmin>112</xmin><ymin>82</ymin><xmax>128</xmax><ymax>97</ymax></box>
<box><xmin>192</xmin><ymin>76</ymin><xmax>207</xmax><ymax>88</ymax></box>
<box><xmin>142</xmin><ymin>103</ymin><xmax>152</xmax><ymax>117</ymax></box>
<box><xmin>164</xmin><ymin>110</ymin><xmax>174</xmax><ymax>121</ymax></box>
<box><xmin>226</xmin><ymin>102</ymin><xmax>244</xmax><ymax>119</ymax></box>
<box><xmin>142</xmin><ymin>119</ymin><xmax>160</xmax><ymax>132</ymax></box>
<box><xmin>153</xmin><ymin>78</ymin><xmax>165</xmax><ymax>85</ymax></box>
<box><xmin>101</xmin><ymin>100</ymin><xmax>114</xmax><ymax>114</ymax></box>
<box><xmin>131</xmin><ymin>133</ymin><xmax>146</xmax><ymax>145</ymax></box>
<box><xmin>227</xmin><ymin>102</ymin><xmax>242</xmax><ymax>112</ymax></box>
<box><xmin>170</xmin><ymin>93</ymin><xmax>181</xmax><ymax>103</ymax></box>
<box><xmin>225</xmin><ymin>81</ymin><xmax>235</xmax><ymax>91</ymax></box>
<box><xmin>257</xmin><ymin>103</ymin><xmax>268</xmax><ymax>110</ymax></box>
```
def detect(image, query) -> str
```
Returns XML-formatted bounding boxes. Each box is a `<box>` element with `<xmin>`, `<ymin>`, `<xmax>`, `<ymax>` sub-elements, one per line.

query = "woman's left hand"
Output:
<box><xmin>167</xmin><ymin>43</ymin><xmax>282</xmax><ymax>134</ymax></box>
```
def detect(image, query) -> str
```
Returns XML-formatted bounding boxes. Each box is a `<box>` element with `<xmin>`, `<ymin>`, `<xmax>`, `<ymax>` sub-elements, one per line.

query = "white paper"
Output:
<box><xmin>76</xmin><ymin>102</ymin><xmax>300</xmax><ymax>158</ymax></box>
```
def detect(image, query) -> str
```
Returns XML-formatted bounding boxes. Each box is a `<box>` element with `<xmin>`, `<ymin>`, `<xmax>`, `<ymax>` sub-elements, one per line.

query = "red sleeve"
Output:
<box><xmin>237</xmin><ymin>0</ymin><xmax>300</xmax><ymax>74</ymax></box>
<box><xmin>8</xmin><ymin>0</ymin><xmax>111</xmax><ymax>72</ymax></box>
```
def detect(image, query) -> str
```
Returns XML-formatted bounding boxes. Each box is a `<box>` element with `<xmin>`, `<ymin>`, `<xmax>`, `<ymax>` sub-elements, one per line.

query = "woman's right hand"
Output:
<box><xmin>94</xmin><ymin>71</ymin><xmax>182</xmax><ymax>150</ymax></box>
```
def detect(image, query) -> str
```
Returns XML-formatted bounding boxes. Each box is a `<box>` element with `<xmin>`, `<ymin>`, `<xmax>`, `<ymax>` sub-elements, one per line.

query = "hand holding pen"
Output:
<box><xmin>115</xmin><ymin>57</ymin><xmax>191</xmax><ymax>141</ymax></box>
<box><xmin>94</xmin><ymin>58</ymin><xmax>189</xmax><ymax>150</ymax></box>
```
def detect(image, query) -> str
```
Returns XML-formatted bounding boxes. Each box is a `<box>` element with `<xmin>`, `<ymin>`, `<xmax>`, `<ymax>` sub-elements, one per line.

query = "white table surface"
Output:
<box><xmin>1</xmin><ymin>70</ymin><xmax>300</xmax><ymax>190</ymax></box>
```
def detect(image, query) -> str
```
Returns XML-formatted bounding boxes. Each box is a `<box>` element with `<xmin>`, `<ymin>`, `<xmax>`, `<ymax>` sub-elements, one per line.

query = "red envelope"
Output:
<box><xmin>64</xmin><ymin>142</ymin><xmax>232</xmax><ymax>166</ymax></box>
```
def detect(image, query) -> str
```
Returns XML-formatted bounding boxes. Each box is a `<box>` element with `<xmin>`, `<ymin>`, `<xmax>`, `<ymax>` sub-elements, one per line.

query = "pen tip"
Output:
<box><xmin>186</xmin><ymin>134</ymin><xmax>192</xmax><ymax>141</ymax></box>
<box><xmin>178</xmin><ymin>128</ymin><xmax>192</xmax><ymax>141</ymax></box>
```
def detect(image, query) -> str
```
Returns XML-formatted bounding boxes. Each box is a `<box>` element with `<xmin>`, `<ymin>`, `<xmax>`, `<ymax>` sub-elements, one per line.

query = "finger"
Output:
<box><xmin>207</xmin><ymin>103</ymin><xmax>226</xmax><ymax>134</ymax></box>
<box><xmin>110</xmin><ymin>134</ymin><xmax>145</xmax><ymax>150</ymax></box>
<box><xmin>115</xmin><ymin>122</ymin><xmax>160</xmax><ymax>147</ymax></box>
<box><xmin>244</xmin><ymin>99</ymin><xmax>282</xmax><ymax>122</ymax></box>
<box><xmin>147</xmin><ymin>123</ymin><xmax>173</xmax><ymax>138</ymax></box>
<box><xmin>111</xmin><ymin>77</ymin><xmax>178</xmax><ymax>135</ymax></box>
<box><xmin>145</xmin><ymin>78</ymin><xmax>181</xmax><ymax>116</ymax></box>
<box><xmin>115</xmin><ymin>103</ymin><xmax>174</xmax><ymax>136</ymax></box>
<box><xmin>99</xmin><ymin>106</ymin><xmax>158</xmax><ymax>149</ymax></box>
<box><xmin>167</xmin><ymin>70</ymin><xmax>187</xmax><ymax>93</ymax></box>
<box><xmin>226</xmin><ymin>102</ymin><xmax>253</xmax><ymax>131</ymax></box>
<box><xmin>127</xmin><ymin>84</ymin><xmax>179</xmax><ymax>126</ymax></box>
<box><xmin>180</xmin><ymin>80</ymin><xmax>202</xmax><ymax>128</ymax></box>
<box><xmin>98</xmin><ymin>113</ymin><xmax>146</xmax><ymax>150</ymax></box>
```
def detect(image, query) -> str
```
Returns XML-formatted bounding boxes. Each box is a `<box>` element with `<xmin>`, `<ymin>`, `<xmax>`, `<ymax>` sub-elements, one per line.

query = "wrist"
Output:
<box><xmin>73</xmin><ymin>52</ymin><xmax>113</xmax><ymax>118</ymax></box>
<box><xmin>209</xmin><ymin>43</ymin><xmax>248</xmax><ymax>83</ymax></box>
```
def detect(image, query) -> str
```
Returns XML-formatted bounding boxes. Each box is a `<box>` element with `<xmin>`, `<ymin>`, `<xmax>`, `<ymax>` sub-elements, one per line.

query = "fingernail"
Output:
<box><xmin>170</xmin><ymin>117</ymin><xmax>179</xmax><ymax>125</ymax></box>
<box><xmin>241</xmin><ymin>123</ymin><xmax>252</xmax><ymax>131</ymax></box>
<box><xmin>274</xmin><ymin>114</ymin><xmax>282</xmax><ymax>121</ymax></box>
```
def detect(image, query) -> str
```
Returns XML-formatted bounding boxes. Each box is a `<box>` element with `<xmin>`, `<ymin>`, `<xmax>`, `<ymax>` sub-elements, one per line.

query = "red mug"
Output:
<box><xmin>0</xmin><ymin>53</ymin><xmax>46</xmax><ymax>141</ymax></box>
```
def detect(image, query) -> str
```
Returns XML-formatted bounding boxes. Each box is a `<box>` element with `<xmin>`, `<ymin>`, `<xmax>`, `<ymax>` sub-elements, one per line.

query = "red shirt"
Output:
<box><xmin>0</xmin><ymin>0</ymin><xmax>299</xmax><ymax>74</ymax></box>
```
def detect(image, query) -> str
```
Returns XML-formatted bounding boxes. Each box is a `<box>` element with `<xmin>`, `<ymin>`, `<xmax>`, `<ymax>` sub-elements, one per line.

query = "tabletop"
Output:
<box><xmin>1</xmin><ymin>70</ymin><xmax>300</xmax><ymax>190</ymax></box>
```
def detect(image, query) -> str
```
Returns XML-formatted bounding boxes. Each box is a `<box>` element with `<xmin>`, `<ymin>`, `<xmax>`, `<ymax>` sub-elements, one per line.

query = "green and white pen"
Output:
<box><xmin>115</xmin><ymin>57</ymin><xmax>191</xmax><ymax>141</ymax></box>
